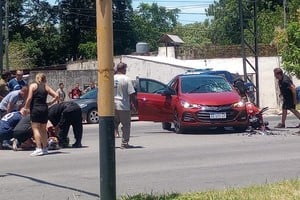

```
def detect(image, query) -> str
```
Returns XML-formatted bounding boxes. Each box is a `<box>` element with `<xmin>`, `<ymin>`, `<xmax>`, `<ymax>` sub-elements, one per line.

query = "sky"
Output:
<box><xmin>46</xmin><ymin>0</ymin><xmax>215</xmax><ymax>24</ymax></box>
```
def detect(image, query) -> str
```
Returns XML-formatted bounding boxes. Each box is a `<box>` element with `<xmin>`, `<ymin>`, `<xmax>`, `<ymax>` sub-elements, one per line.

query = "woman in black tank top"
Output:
<box><xmin>24</xmin><ymin>73</ymin><xmax>58</xmax><ymax>156</ymax></box>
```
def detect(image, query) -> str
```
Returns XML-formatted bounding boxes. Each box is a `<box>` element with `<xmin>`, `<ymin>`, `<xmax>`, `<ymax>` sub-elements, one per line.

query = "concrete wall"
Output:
<box><xmin>30</xmin><ymin>70</ymin><xmax>97</xmax><ymax>101</ymax></box>
<box><xmin>30</xmin><ymin>55</ymin><xmax>300</xmax><ymax>109</ymax></box>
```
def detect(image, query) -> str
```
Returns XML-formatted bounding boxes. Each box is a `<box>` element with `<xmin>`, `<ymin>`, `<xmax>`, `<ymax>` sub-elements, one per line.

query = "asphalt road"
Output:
<box><xmin>1</xmin><ymin>114</ymin><xmax>300</xmax><ymax>200</ymax></box>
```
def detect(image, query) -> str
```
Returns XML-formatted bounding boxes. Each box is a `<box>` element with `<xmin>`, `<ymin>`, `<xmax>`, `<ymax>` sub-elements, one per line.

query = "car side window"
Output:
<box><xmin>139</xmin><ymin>79</ymin><xmax>166</xmax><ymax>94</ymax></box>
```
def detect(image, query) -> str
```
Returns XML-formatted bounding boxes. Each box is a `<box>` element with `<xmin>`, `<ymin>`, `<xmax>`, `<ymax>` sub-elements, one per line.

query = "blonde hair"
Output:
<box><xmin>35</xmin><ymin>73</ymin><xmax>46</xmax><ymax>84</ymax></box>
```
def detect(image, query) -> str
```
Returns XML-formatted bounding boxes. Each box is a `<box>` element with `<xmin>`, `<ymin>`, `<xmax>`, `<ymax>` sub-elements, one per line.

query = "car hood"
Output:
<box><xmin>180</xmin><ymin>92</ymin><xmax>241</xmax><ymax>105</ymax></box>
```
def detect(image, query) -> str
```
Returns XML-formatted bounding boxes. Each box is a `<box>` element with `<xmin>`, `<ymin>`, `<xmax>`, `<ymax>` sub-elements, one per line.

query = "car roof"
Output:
<box><xmin>178</xmin><ymin>73</ymin><xmax>228</xmax><ymax>79</ymax></box>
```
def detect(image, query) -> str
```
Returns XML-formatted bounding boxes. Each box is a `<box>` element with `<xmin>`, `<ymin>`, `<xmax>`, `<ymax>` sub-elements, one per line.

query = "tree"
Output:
<box><xmin>58</xmin><ymin>0</ymin><xmax>96</xmax><ymax>60</ymax></box>
<box><xmin>113</xmin><ymin>0</ymin><xmax>135</xmax><ymax>55</ymax></box>
<box><xmin>273</xmin><ymin>9</ymin><xmax>300</xmax><ymax>78</ymax></box>
<box><xmin>131</xmin><ymin>3</ymin><xmax>179</xmax><ymax>51</ymax></box>
<box><xmin>172</xmin><ymin>22</ymin><xmax>211</xmax><ymax>48</ymax></box>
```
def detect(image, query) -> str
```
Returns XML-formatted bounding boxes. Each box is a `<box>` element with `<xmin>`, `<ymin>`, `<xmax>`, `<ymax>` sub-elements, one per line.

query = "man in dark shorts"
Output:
<box><xmin>48</xmin><ymin>101</ymin><xmax>83</xmax><ymax>148</ymax></box>
<box><xmin>273</xmin><ymin>68</ymin><xmax>300</xmax><ymax>128</ymax></box>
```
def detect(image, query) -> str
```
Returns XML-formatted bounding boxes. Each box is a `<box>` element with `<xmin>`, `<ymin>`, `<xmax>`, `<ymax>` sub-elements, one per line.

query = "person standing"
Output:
<box><xmin>8</xmin><ymin>70</ymin><xmax>27</xmax><ymax>91</ymax></box>
<box><xmin>68</xmin><ymin>83</ymin><xmax>82</xmax><ymax>99</ymax></box>
<box><xmin>0</xmin><ymin>86</ymin><xmax>28</xmax><ymax>118</ymax></box>
<box><xmin>48</xmin><ymin>101</ymin><xmax>83</xmax><ymax>148</ymax></box>
<box><xmin>56</xmin><ymin>83</ymin><xmax>66</xmax><ymax>103</ymax></box>
<box><xmin>83</xmin><ymin>81</ymin><xmax>96</xmax><ymax>94</ymax></box>
<box><xmin>0</xmin><ymin>71</ymin><xmax>11</xmax><ymax>101</ymax></box>
<box><xmin>273</xmin><ymin>68</ymin><xmax>300</xmax><ymax>128</ymax></box>
<box><xmin>114</xmin><ymin>62</ymin><xmax>137</xmax><ymax>149</ymax></box>
<box><xmin>24</xmin><ymin>73</ymin><xmax>58</xmax><ymax>156</ymax></box>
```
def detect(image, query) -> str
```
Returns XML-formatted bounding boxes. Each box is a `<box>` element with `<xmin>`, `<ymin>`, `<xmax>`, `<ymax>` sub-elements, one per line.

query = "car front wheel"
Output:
<box><xmin>87</xmin><ymin>108</ymin><xmax>99</xmax><ymax>124</ymax></box>
<box><xmin>174</xmin><ymin>110</ymin><xmax>184</xmax><ymax>134</ymax></box>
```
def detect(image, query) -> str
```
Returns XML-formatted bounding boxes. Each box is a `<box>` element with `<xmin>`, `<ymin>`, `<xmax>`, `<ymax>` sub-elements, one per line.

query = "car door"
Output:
<box><xmin>137</xmin><ymin>78</ymin><xmax>175</xmax><ymax>122</ymax></box>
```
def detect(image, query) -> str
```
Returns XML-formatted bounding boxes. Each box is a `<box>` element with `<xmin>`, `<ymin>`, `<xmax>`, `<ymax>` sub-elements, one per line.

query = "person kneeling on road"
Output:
<box><xmin>0</xmin><ymin>108</ymin><xmax>29</xmax><ymax>149</ymax></box>
<box><xmin>48</xmin><ymin>101</ymin><xmax>83</xmax><ymax>148</ymax></box>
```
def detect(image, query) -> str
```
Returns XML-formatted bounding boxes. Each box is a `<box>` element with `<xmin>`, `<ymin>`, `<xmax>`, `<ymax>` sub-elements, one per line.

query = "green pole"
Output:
<box><xmin>96</xmin><ymin>0</ymin><xmax>116</xmax><ymax>199</ymax></box>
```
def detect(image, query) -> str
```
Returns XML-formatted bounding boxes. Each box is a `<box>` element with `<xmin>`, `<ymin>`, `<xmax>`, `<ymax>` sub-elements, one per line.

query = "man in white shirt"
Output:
<box><xmin>114</xmin><ymin>62</ymin><xmax>137</xmax><ymax>149</ymax></box>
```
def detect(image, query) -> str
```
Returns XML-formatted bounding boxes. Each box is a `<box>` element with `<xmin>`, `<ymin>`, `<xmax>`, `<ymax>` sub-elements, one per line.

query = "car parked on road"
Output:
<box><xmin>73</xmin><ymin>78</ymin><xmax>165</xmax><ymax>124</ymax></box>
<box><xmin>73</xmin><ymin>88</ymin><xmax>98</xmax><ymax>124</ymax></box>
<box><xmin>137</xmin><ymin>73</ymin><xmax>249</xmax><ymax>133</ymax></box>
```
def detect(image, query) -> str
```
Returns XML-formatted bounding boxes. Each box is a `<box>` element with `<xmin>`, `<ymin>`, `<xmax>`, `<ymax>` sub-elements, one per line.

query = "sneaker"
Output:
<box><xmin>274</xmin><ymin>123</ymin><xmax>285</xmax><ymax>128</ymax></box>
<box><xmin>42</xmin><ymin>148</ymin><xmax>49</xmax><ymax>155</ymax></box>
<box><xmin>30</xmin><ymin>149</ymin><xmax>44</xmax><ymax>157</ymax></box>
<box><xmin>72</xmin><ymin>142</ymin><xmax>82</xmax><ymax>148</ymax></box>
<box><xmin>12</xmin><ymin>139</ymin><xmax>19</xmax><ymax>151</ymax></box>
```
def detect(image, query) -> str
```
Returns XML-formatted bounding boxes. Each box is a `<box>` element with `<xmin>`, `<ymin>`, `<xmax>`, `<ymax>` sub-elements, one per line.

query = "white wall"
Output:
<box><xmin>66</xmin><ymin>55</ymin><xmax>300</xmax><ymax>109</ymax></box>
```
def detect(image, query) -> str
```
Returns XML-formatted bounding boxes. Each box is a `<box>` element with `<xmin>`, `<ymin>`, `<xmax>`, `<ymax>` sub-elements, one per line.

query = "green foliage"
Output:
<box><xmin>273</xmin><ymin>9</ymin><xmax>300</xmax><ymax>78</ymax></box>
<box><xmin>172</xmin><ymin>23</ymin><xmax>211</xmax><ymax>48</ymax></box>
<box><xmin>8</xmin><ymin>40</ymin><xmax>39</xmax><ymax>70</ymax></box>
<box><xmin>78</xmin><ymin>42</ymin><xmax>97</xmax><ymax>59</ymax></box>
<box><xmin>120</xmin><ymin>179</ymin><xmax>300</xmax><ymax>200</ymax></box>
<box><xmin>131</xmin><ymin>3</ymin><xmax>179</xmax><ymax>51</ymax></box>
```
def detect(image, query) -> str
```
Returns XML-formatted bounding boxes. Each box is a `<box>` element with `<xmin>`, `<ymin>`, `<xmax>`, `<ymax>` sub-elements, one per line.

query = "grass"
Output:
<box><xmin>119</xmin><ymin>179</ymin><xmax>300</xmax><ymax>200</ymax></box>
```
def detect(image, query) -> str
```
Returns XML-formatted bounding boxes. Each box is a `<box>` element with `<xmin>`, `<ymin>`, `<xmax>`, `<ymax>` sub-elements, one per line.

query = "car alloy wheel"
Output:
<box><xmin>174</xmin><ymin>110</ymin><xmax>184</xmax><ymax>134</ymax></box>
<box><xmin>87</xmin><ymin>108</ymin><xmax>99</xmax><ymax>124</ymax></box>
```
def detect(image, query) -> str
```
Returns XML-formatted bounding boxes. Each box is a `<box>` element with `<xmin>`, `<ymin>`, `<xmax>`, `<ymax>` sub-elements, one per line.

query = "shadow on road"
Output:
<box><xmin>5</xmin><ymin>173</ymin><xmax>100</xmax><ymax>198</ymax></box>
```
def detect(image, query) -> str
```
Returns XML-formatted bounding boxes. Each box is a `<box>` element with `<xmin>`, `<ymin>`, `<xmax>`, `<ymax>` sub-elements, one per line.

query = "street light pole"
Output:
<box><xmin>96</xmin><ymin>0</ymin><xmax>116</xmax><ymax>199</ymax></box>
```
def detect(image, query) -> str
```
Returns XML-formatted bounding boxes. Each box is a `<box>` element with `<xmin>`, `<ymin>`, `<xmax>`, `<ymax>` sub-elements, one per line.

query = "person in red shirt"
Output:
<box><xmin>69</xmin><ymin>83</ymin><xmax>82</xmax><ymax>99</ymax></box>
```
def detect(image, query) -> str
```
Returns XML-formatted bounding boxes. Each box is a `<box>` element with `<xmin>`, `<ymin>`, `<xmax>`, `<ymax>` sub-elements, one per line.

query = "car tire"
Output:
<box><xmin>87</xmin><ymin>108</ymin><xmax>99</xmax><ymax>124</ymax></box>
<box><xmin>162</xmin><ymin>122</ymin><xmax>172</xmax><ymax>131</ymax></box>
<box><xmin>174</xmin><ymin>110</ymin><xmax>184</xmax><ymax>134</ymax></box>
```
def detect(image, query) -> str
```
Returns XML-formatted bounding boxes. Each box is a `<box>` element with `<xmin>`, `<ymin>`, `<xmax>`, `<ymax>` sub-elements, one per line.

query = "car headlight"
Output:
<box><xmin>180</xmin><ymin>100</ymin><xmax>201</xmax><ymax>109</ymax></box>
<box><xmin>78</xmin><ymin>103</ymin><xmax>87</xmax><ymax>108</ymax></box>
<box><xmin>233</xmin><ymin>101</ymin><xmax>245</xmax><ymax>108</ymax></box>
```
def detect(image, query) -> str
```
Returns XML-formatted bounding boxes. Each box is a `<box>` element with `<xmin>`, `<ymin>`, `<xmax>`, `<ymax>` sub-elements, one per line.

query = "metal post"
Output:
<box><xmin>283</xmin><ymin>0</ymin><xmax>287</xmax><ymax>29</ymax></box>
<box><xmin>96</xmin><ymin>0</ymin><xmax>116</xmax><ymax>199</ymax></box>
<box><xmin>253</xmin><ymin>0</ymin><xmax>259</xmax><ymax>107</ymax></box>
<box><xmin>0</xmin><ymin>0</ymin><xmax>3</xmax><ymax>74</ymax></box>
<box><xmin>238</xmin><ymin>0</ymin><xmax>247</xmax><ymax>81</ymax></box>
<box><xmin>4</xmin><ymin>0</ymin><xmax>8</xmax><ymax>71</ymax></box>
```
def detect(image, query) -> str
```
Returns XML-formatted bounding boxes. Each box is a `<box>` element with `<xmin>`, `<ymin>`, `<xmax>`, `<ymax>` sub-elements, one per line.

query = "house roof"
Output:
<box><xmin>160</xmin><ymin>34</ymin><xmax>184</xmax><ymax>45</ymax></box>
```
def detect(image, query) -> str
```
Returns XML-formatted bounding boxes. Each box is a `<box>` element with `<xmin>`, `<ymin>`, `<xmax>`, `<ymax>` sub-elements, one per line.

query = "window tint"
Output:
<box><xmin>139</xmin><ymin>79</ymin><xmax>166</xmax><ymax>93</ymax></box>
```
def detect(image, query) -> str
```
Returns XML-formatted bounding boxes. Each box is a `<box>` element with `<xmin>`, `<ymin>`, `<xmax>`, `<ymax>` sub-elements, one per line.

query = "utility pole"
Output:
<box><xmin>0</xmin><ymin>0</ymin><xmax>3</xmax><ymax>74</ymax></box>
<box><xmin>283</xmin><ymin>0</ymin><xmax>287</xmax><ymax>29</ymax></box>
<box><xmin>96</xmin><ymin>0</ymin><xmax>116</xmax><ymax>199</ymax></box>
<box><xmin>4</xmin><ymin>0</ymin><xmax>8</xmax><ymax>71</ymax></box>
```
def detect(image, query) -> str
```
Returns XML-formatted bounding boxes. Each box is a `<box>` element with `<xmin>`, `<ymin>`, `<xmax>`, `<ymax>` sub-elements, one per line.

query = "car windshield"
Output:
<box><xmin>80</xmin><ymin>88</ymin><xmax>97</xmax><ymax>99</ymax></box>
<box><xmin>181</xmin><ymin>76</ymin><xmax>233</xmax><ymax>93</ymax></box>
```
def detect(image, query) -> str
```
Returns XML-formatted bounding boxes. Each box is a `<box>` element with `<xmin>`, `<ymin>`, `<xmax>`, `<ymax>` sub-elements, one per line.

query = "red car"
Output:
<box><xmin>137</xmin><ymin>74</ymin><xmax>248</xmax><ymax>134</ymax></box>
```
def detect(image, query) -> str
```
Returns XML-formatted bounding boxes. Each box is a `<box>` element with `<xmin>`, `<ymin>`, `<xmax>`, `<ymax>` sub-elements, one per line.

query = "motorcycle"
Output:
<box><xmin>245</xmin><ymin>102</ymin><xmax>271</xmax><ymax>135</ymax></box>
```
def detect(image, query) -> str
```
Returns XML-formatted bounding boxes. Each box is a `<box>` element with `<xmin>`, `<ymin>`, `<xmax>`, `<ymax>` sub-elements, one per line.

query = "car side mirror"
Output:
<box><xmin>162</xmin><ymin>87</ymin><xmax>176</xmax><ymax>96</ymax></box>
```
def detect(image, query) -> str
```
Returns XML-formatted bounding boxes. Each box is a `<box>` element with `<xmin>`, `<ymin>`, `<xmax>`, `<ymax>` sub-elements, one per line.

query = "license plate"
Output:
<box><xmin>210</xmin><ymin>113</ymin><xmax>226</xmax><ymax>119</ymax></box>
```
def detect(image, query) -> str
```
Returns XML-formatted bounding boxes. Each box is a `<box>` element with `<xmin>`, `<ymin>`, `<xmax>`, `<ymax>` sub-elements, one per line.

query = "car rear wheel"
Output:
<box><xmin>87</xmin><ymin>108</ymin><xmax>99</xmax><ymax>124</ymax></box>
<box><xmin>162</xmin><ymin>122</ymin><xmax>172</xmax><ymax>131</ymax></box>
<box><xmin>174</xmin><ymin>111</ymin><xmax>184</xmax><ymax>134</ymax></box>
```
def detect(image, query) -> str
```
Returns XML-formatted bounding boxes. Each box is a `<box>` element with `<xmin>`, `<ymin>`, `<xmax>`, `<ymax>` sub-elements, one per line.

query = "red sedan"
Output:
<box><xmin>137</xmin><ymin>74</ymin><xmax>248</xmax><ymax>134</ymax></box>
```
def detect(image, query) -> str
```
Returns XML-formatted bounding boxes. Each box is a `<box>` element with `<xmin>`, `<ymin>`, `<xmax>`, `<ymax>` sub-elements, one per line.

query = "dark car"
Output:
<box><xmin>137</xmin><ymin>74</ymin><xmax>249</xmax><ymax>134</ymax></box>
<box><xmin>72</xmin><ymin>78</ymin><xmax>164</xmax><ymax>124</ymax></box>
<box><xmin>72</xmin><ymin>88</ymin><xmax>98</xmax><ymax>124</ymax></box>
